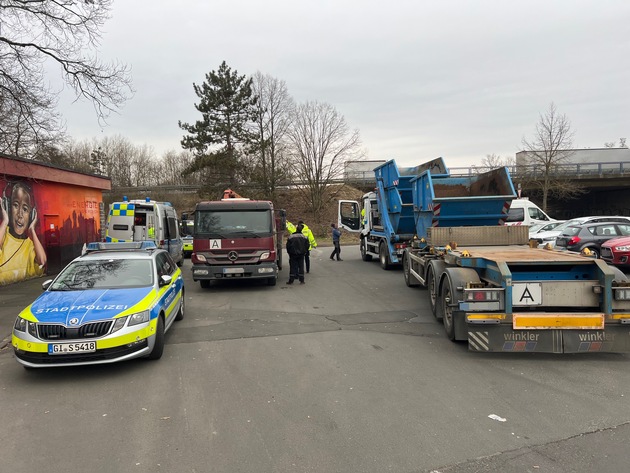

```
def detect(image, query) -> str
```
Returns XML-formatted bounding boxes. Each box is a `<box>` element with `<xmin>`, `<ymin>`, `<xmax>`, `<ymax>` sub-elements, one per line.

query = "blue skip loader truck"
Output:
<box><xmin>339</xmin><ymin>158</ymin><xmax>630</xmax><ymax>353</ymax></box>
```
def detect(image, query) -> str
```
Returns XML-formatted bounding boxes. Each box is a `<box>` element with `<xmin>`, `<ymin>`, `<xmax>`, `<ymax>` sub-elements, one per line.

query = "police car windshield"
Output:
<box><xmin>51</xmin><ymin>259</ymin><xmax>153</xmax><ymax>290</ymax></box>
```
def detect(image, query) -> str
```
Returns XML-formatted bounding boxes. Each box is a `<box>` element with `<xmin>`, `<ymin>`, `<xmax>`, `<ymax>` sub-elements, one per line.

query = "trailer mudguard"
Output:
<box><xmin>440</xmin><ymin>267</ymin><xmax>481</xmax><ymax>341</ymax></box>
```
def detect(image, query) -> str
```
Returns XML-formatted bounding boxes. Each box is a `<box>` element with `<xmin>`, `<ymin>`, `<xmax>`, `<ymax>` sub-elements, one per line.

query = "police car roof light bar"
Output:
<box><xmin>85</xmin><ymin>241</ymin><xmax>157</xmax><ymax>252</ymax></box>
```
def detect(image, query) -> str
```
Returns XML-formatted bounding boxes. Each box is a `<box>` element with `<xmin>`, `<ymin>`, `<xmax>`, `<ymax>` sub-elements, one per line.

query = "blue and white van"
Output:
<box><xmin>105</xmin><ymin>197</ymin><xmax>184</xmax><ymax>266</ymax></box>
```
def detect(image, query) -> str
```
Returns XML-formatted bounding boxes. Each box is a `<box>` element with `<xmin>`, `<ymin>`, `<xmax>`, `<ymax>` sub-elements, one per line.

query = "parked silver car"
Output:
<box><xmin>532</xmin><ymin>216</ymin><xmax>630</xmax><ymax>247</ymax></box>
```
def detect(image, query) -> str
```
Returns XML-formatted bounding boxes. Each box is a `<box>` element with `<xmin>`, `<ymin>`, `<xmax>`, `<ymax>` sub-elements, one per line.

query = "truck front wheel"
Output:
<box><xmin>361</xmin><ymin>239</ymin><xmax>373</xmax><ymax>261</ymax></box>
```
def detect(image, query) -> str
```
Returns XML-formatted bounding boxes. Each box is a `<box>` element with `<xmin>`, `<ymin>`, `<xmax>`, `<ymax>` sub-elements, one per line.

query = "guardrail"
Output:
<box><xmin>347</xmin><ymin>161</ymin><xmax>630</xmax><ymax>182</ymax></box>
<box><xmin>451</xmin><ymin>161</ymin><xmax>630</xmax><ymax>178</ymax></box>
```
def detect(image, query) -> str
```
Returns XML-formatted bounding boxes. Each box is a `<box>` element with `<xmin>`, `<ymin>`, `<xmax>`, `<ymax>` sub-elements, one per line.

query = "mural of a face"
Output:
<box><xmin>11</xmin><ymin>185</ymin><xmax>33</xmax><ymax>237</ymax></box>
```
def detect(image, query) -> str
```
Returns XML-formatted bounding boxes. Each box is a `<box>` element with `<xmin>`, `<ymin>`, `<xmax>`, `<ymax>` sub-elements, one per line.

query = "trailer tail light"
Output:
<box><xmin>568</xmin><ymin>236</ymin><xmax>581</xmax><ymax>246</ymax></box>
<box><xmin>394</xmin><ymin>243</ymin><xmax>407</xmax><ymax>249</ymax></box>
<box><xmin>464</xmin><ymin>289</ymin><xmax>501</xmax><ymax>302</ymax></box>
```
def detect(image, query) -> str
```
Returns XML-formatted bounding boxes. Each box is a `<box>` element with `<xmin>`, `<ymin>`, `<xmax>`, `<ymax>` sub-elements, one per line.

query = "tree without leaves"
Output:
<box><xmin>0</xmin><ymin>0</ymin><xmax>132</xmax><ymax>158</ymax></box>
<box><xmin>604</xmin><ymin>138</ymin><xmax>627</xmax><ymax>148</ymax></box>
<box><xmin>287</xmin><ymin>101</ymin><xmax>362</xmax><ymax>219</ymax></box>
<box><xmin>179</xmin><ymin>61</ymin><xmax>258</xmax><ymax>193</ymax></box>
<box><xmin>473</xmin><ymin>153</ymin><xmax>514</xmax><ymax>174</ymax></box>
<box><xmin>520</xmin><ymin>102</ymin><xmax>584</xmax><ymax>211</ymax></box>
<box><xmin>250</xmin><ymin>72</ymin><xmax>294</xmax><ymax>200</ymax></box>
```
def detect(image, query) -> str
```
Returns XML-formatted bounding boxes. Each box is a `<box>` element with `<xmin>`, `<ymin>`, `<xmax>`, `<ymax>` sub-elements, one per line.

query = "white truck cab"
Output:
<box><xmin>505</xmin><ymin>198</ymin><xmax>555</xmax><ymax>226</ymax></box>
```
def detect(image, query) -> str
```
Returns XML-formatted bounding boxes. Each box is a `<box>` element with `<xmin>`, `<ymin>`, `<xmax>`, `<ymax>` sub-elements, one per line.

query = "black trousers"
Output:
<box><xmin>330</xmin><ymin>241</ymin><xmax>341</xmax><ymax>260</ymax></box>
<box><xmin>305</xmin><ymin>250</ymin><xmax>311</xmax><ymax>272</ymax></box>
<box><xmin>288</xmin><ymin>254</ymin><xmax>305</xmax><ymax>282</ymax></box>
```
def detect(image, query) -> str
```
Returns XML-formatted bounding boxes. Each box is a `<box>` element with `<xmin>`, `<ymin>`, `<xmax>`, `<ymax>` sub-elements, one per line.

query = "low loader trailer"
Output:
<box><xmin>340</xmin><ymin>159</ymin><xmax>630</xmax><ymax>353</ymax></box>
<box><xmin>407</xmin><ymin>225</ymin><xmax>630</xmax><ymax>353</ymax></box>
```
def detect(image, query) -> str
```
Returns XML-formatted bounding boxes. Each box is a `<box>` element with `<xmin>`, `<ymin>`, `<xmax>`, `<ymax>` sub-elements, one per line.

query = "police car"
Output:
<box><xmin>12</xmin><ymin>242</ymin><xmax>184</xmax><ymax>368</ymax></box>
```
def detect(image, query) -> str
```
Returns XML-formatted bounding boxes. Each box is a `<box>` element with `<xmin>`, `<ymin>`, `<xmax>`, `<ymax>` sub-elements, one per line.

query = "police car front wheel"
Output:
<box><xmin>146</xmin><ymin>316</ymin><xmax>165</xmax><ymax>360</ymax></box>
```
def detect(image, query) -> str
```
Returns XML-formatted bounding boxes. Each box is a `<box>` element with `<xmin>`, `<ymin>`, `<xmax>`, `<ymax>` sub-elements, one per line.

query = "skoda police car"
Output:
<box><xmin>12</xmin><ymin>242</ymin><xmax>184</xmax><ymax>368</ymax></box>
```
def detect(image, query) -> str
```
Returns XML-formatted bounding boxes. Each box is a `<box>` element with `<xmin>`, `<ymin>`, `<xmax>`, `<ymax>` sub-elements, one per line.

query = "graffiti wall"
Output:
<box><xmin>0</xmin><ymin>178</ymin><xmax>103</xmax><ymax>285</ymax></box>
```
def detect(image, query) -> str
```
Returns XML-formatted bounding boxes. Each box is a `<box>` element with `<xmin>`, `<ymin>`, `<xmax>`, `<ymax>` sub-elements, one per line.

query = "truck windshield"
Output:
<box><xmin>506</xmin><ymin>208</ymin><xmax>524</xmax><ymax>222</ymax></box>
<box><xmin>195</xmin><ymin>210</ymin><xmax>272</xmax><ymax>237</ymax></box>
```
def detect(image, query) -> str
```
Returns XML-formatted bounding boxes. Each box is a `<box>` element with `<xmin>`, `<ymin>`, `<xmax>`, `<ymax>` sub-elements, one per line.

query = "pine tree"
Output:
<box><xmin>179</xmin><ymin>61</ymin><xmax>258</xmax><ymax>192</ymax></box>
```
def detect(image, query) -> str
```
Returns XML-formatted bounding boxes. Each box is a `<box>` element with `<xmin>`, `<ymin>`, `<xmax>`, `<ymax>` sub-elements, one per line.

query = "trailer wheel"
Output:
<box><xmin>440</xmin><ymin>277</ymin><xmax>456</xmax><ymax>341</ymax></box>
<box><xmin>361</xmin><ymin>239</ymin><xmax>372</xmax><ymax>261</ymax></box>
<box><xmin>403</xmin><ymin>254</ymin><xmax>419</xmax><ymax>287</ymax></box>
<box><xmin>427</xmin><ymin>267</ymin><xmax>440</xmax><ymax>318</ymax></box>
<box><xmin>379</xmin><ymin>242</ymin><xmax>393</xmax><ymax>270</ymax></box>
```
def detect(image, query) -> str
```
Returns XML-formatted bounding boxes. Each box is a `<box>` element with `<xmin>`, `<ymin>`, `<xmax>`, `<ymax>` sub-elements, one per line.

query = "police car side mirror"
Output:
<box><xmin>159</xmin><ymin>274</ymin><xmax>172</xmax><ymax>287</ymax></box>
<box><xmin>42</xmin><ymin>279</ymin><xmax>53</xmax><ymax>291</ymax></box>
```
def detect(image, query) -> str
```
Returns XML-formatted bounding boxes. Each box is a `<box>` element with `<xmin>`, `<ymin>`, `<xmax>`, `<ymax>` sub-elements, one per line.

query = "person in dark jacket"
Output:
<box><xmin>330</xmin><ymin>223</ymin><xmax>342</xmax><ymax>261</ymax></box>
<box><xmin>286</xmin><ymin>223</ymin><xmax>309</xmax><ymax>284</ymax></box>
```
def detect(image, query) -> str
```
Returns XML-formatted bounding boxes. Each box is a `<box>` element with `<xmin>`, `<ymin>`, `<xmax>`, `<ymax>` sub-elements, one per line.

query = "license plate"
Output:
<box><xmin>48</xmin><ymin>341</ymin><xmax>96</xmax><ymax>355</ymax></box>
<box><xmin>512</xmin><ymin>283</ymin><xmax>542</xmax><ymax>306</ymax></box>
<box><xmin>223</xmin><ymin>267</ymin><xmax>244</xmax><ymax>274</ymax></box>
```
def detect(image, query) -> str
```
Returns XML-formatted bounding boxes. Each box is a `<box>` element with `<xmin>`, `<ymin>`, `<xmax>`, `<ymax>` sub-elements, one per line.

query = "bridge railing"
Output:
<box><xmin>450</xmin><ymin>161</ymin><xmax>630</xmax><ymax>179</ymax></box>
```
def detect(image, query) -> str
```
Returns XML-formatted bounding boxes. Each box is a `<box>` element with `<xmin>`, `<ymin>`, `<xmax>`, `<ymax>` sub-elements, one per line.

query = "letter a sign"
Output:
<box><xmin>209</xmin><ymin>239</ymin><xmax>222</xmax><ymax>249</ymax></box>
<box><xmin>512</xmin><ymin>283</ymin><xmax>542</xmax><ymax>306</ymax></box>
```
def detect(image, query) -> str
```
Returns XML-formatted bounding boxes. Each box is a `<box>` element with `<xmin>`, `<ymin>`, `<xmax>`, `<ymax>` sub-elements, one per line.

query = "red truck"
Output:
<box><xmin>191</xmin><ymin>190</ymin><xmax>285</xmax><ymax>288</ymax></box>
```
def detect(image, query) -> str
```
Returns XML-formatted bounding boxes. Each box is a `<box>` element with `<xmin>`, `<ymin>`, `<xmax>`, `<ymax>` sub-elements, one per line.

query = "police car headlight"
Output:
<box><xmin>260</xmin><ymin>251</ymin><xmax>270</xmax><ymax>260</ymax></box>
<box><xmin>128</xmin><ymin>310</ymin><xmax>150</xmax><ymax>326</ymax></box>
<box><xmin>14</xmin><ymin>316</ymin><xmax>37</xmax><ymax>337</ymax></box>
<box><xmin>111</xmin><ymin>317</ymin><xmax>128</xmax><ymax>333</ymax></box>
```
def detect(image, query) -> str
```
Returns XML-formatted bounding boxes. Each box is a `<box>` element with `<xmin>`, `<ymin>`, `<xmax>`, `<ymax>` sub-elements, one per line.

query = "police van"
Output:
<box><xmin>105</xmin><ymin>197</ymin><xmax>184</xmax><ymax>266</ymax></box>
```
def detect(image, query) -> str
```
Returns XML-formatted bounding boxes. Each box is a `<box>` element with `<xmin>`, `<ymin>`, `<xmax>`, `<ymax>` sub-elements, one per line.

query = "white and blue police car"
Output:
<box><xmin>12</xmin><ymin>241</ymin><xmax>184</xmax><ymax>368</ymax></box>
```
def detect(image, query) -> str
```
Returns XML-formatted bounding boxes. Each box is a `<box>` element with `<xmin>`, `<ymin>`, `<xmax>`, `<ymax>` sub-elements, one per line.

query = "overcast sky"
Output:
<box><xmin>56</xmin><ymin>0</ymin><xmax>630</xmax><ymax>169</ymax></box>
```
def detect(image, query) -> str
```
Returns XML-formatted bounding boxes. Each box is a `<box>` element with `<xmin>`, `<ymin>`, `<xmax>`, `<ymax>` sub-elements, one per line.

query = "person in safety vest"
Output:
<box><xmin>286</xmin><ymin>223</ymin><xmax>309</xmax><ymax>284</ymax></box>
<box><xmin>286</xmin><ymin>220</ymin><xmax>317</xmax><ymax>273</ymax></box>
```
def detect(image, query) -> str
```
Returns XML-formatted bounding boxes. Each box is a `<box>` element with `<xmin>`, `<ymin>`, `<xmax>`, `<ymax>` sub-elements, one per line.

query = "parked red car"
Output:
<box><xmin>601</xmin><ymin>236</ymin><xmax>630</xmax><ymax>267</ymax></box>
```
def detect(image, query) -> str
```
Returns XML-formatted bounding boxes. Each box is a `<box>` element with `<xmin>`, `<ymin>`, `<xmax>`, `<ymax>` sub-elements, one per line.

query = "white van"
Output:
<box><xmin>505</xmin><ymin>198</ymin><xmax>556</xmax><ymax>226</ymax></box>
<box><xmin>105</xmin><ymin>197</ymin><xmax>184</xmax><ymax>265</ymax></box>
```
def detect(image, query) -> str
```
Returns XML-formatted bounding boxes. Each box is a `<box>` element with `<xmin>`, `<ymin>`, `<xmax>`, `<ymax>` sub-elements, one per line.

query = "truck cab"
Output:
<box><xmin>190</xmin><ymin>191</ymin><xmax>285</xmax><ymax>288</ymax></box>
<box><xmin>505</xmin><ymin>198</ymin><xmax>555</xmax><ymax>226</ymax></box>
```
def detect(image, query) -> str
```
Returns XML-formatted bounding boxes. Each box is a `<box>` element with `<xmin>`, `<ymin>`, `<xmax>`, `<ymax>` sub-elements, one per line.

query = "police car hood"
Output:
<box><xmin>30</xmin><ymin>287</ymin><xmax>153</xmax><ymax>324</ymax></box>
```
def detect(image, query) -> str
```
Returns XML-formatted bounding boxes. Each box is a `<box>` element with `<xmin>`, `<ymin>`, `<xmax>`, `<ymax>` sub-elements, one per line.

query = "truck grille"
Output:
<box><xmin>209</xmin><ymin>250</ymin><xmax>261</xmax><ymax>264</ymax></box>
<box><xmin>37</xmin><ymin>321</ymin><xmax>113</xmax><ymax>341</ymax></box>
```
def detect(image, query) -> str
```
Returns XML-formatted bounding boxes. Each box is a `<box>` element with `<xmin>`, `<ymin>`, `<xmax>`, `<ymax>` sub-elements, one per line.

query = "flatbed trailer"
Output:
<box><xmin>404</xmin><ymin>225</ymin><xmax>630</xmax><ymax>353</ymax></box>
<box><xmin>340</xmin><ymin>158</ymin><xmax>630</xmax><ymax>353</ymax></box>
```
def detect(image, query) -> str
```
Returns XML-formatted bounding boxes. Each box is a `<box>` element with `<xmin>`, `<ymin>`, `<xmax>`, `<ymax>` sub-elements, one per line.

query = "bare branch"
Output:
<box><xmin>0</xmin><ymin>0</ymin><xmax>132</xmax><ymax>157</ymax></box>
